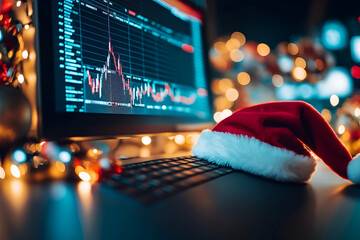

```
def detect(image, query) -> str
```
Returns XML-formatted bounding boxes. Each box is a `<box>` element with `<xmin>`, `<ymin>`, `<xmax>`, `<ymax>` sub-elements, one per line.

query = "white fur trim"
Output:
<box><xmin>348</xmin><ymin>154</ymin><xmax>360</xmax><ymax>184</ymax></box>
<box><xmin>192</xmin><ymin>130</ymin><xmax>317</xmax><ymax>183</ymax></box>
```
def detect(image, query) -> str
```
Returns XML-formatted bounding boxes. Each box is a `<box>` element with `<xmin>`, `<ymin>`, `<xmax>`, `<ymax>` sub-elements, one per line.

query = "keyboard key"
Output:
<box><xmin>170</xmin><ymin>166</ymin><xmax>183</xmax><ymax>172</ymax></box>
<box><xmin>134</xmin><ymin>174</ymin><xmax>148</xmax><ymax>181</ymax></box>
<box><xmin>158</xmin><ymin>169</ymin><xmax>172</xmax><ymax>175</ymax></box>
<box><xmin>148</xmin><ymin>179</ymin><xmax>162</xmax><ymax>187</ymax></box>
<box><xmin>161</xmin><ymin>175</ymin><xmax>177</xmax><ymax>183</ymax></box>
<box><xmin>159</xmin><ymin>163</ymin><xmax>172</xmax><ymax>168</ymax></box>
<box><xmin>182</xmin><ymin>170</ymin><xmax>197</xmax><ymax>176</ymax></box>
<box><xmin>161</xmin><ymin>185</ymin><xmax>176</xmax><ymax>193</ymax></box>
<box><xmin>179</xmin><ymin>165</ymin><xmax>192</xmax><ymax>169</ymax></box>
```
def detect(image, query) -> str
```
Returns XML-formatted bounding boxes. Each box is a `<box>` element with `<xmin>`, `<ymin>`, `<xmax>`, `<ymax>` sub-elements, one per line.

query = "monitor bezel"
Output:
<box><xmin>34</xmin><ymin>0</ymin><xmax>214</xmax><ymax>140</ymax></box>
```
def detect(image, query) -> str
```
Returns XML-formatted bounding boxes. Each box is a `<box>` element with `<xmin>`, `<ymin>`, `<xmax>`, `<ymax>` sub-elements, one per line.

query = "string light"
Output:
<box><xmin>338</xmin><ymin>125</ymin><xmax>345</xmax><ymax>135</ymax></box>
<box><xmin>79</xmin><ymin>172</ymin><xmax>91</xmax><ymax>182</ymax></box>
<box><xmin>17</xmin><ymin>74</ymin><xmax>25</xmax><ymax>84</ymax></box>
<box><xmin>330</xmin><ymin>94</ymin><xmax>340</xmax><ymax>107</ymax></box>
<box><xmin>355</xmin><ymin>108</ymin><xmax>360</xmax><ymax>117</ymax></box>
<box><xmin>174</xmin><ymin>135</ymin><xmax>185</xmax><ymax>145</ymax></box>
<box><xmin>141</xmin><ymin>136</ymin><xmax>151</xmax><ymax>145</ymax></box>
<box><xmin>24</xmin><ymin>24</ymin><xmax>29</xmax><ymax>30</ymax></box>
<box><xmin>11</xmin><ymin>165</ymin><xmax>21</xmax><ymax>178</ymax></box>
<box><xmin>0</xmin><ymin>167</ymin><xmax>5</xmax><ymax>179</ymax></box>
<box><xmin>16</xmin><ymin>1</ymin><xmax>22</xmax><ymax>7</ymax></box>
<box><xmin>22</xmin><ymin>50</ymin><xmax>28</xmax><ymax>59</ymax></box>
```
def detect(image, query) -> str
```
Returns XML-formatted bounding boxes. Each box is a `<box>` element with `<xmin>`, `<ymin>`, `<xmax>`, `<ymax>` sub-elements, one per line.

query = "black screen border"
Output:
<box><xmin>35</xmin><ymin>0</ymin><xmax>214</xmax><ymax>140</ymax></box>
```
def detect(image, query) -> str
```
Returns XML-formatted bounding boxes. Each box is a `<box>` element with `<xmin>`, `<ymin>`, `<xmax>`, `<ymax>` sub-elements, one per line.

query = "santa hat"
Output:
<box><xmin>192</xmin><ymin>101</ymin><xmax>360</xmax><ymax>183</ymax></box>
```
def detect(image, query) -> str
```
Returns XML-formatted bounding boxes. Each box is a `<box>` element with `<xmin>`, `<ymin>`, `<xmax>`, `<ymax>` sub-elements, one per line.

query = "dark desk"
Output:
<box><xmin>0</xmin><ymin>161</ymin><xmax>359</xmax><ymax>240</ymax></box>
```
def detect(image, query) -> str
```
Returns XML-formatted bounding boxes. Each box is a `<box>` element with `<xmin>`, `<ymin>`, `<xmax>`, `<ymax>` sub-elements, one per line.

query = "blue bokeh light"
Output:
<box><xmin>350</xmin><ymin>36</ymin><xmax>360</xmax><ymax>63</ymax></box>
<box><xmin>277</xmin><ymin>55</ymin><xmax>293</xmax><ymax>73</ymax></box>
<box><xmin>58</xmin><ymin>151</ymin><xmax>72</xmax><ymax>163</ymax></box>
<box><xmin>0</xmin><ymin>31</ymin><xmax>2</xmax><ymax>41</ymax></box>
<box><xmin>12</xmin><ymin>150</ymin><xmax>27</xmax><ymax>163</ymax></box>
<box><xmin>321</xmin><ymin>20</ymin><xmax>347</xmax><ymax>50</ymax></box>
<box><xmin>316</xmin><ymin>67</ymin><xmax>353</xmax><ymax>98</ymax></box>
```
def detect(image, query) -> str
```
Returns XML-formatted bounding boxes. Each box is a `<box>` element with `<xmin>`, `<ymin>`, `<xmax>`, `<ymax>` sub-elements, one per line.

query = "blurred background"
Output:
<box><xmin>193</xmin><ymin>0</ymin><xmax>360</xmax><ymax>155</ymax></box>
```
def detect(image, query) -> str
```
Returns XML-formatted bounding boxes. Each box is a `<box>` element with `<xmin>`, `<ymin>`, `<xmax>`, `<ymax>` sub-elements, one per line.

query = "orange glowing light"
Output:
<box><xmin>237</xmin><ymin>72</ymin><xmax>251</xmax><ymax>85</ymax></box>
<box><xmin>292</xmin><ymin>67</ymin><xmax>307</xmax><ymax>81</ymax></box>
<box><xmin>295</xmin><ymin>57</ymin><xmax>306</xmax><ymax>68</ymax></box>
<box><xmin>10</xmin><ymin>165</ymin><xmax>20</xmax><ymax>178</ymax></box>
<box><xmin>226</xmin><ymin>38</ymin><xmax>241</xmax><ymax>51</ymax></box>
<box><xmin>231</xmin><ymin>32</ymin><xmax>246</xmax><ymax>46</ymax></box>
<box><xmin>287</xmin><ymin>43</ymin><xmax>299</xmax><ymax>55</ymax></box>
<box><xmin>257</xmin><ymin>43</ymin><xmax>270</xmax><ymax>56</ymax></box>
<box><xmin>79</xmin><ymin>172</ymin><xmax>91</xmax><ymax>182</ymax></box>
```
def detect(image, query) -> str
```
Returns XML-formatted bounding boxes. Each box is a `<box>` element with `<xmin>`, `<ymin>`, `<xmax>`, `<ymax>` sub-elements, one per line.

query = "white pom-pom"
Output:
<box><xmin>348</xmin><ymin>154</ymin><xmax>360</xmax><ymax>184</ymax></box>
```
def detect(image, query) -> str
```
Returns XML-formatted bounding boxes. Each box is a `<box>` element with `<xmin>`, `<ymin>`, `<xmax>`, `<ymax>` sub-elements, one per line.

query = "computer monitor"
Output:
<box><xmin>35</xmin><ymin>0</ymin><xmax>212</xmax><ymax>140</ymax></box>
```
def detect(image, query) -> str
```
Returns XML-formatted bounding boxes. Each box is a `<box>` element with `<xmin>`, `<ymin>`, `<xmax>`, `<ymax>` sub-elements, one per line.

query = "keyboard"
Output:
<box><xmin>102</xmin><ymin>156</ymin><xmax>234</xmax><ymax>204</ymax></box>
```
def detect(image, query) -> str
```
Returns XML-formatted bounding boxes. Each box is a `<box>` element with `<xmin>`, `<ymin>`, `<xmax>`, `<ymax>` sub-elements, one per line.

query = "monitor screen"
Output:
<box><xmin>51</xmin><ymin>0</ymin><xmax>211</xmax><ymax>120</ymax></box>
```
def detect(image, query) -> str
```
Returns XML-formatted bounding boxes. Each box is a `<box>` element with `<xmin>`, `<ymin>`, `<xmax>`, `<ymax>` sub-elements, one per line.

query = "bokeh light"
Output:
<box><xmin>330</xmin><ymin>94</ymin><xmax>339</xmax><ymax>107</ymax></box>
<box><xmin>272</xmin><ymin>74</ymin><xmax>284</xmax><ymax>87</ymax></box>
<box><xmin>278</xmin><ymin>55</ymin><xmax>294</xmax><ymax>73</ymax></box>
<box><xmin>58</xmin><ymin>151</ymin><xmax>71</xmax><ymax>163</ymax></box>
<box><xmin>287</xmin><ymin>43</ymin><xmax>299</xmax><ymax>55</ymax></box>
<box><xmin>230</xmin><ymin>49</ymin><xmax>244</xmax><ymax>62</ymax></box>
<box><xmin>141</xmin><ymin>136</ymin><xmax>152</xmax><ymax>145</ymax></box>
<box><xmin>321</xmin><ymin>20</ymin><xmax>348</xmax><ymax>50</ymax></box>
<box><xmin>226</xmin><ymin>38</ymin><xmax>241</xmax><ymax>51</ymax></box>
<box><xmin>12</xmin><ymin>150</ymin><xmax>27</xmax><ymax>163</ymax></box>
<box><xmin>174</xmin><ymin>135</ymin><xmax>186</xmax><ymax>145</ymax></box>
<box><xmin>355</xmin><ymin>108</ymin><xmax>360</xmax><ymax>117</ymax></box>
<box><xmin>350</xmin><ymin>36</ymin><xmax>360</xmax><ymax>63</ymax></box>
<box><xmin>237</xmin><ymin>72</ymin><xmax>251</xmax><ymax>85</ymax></box>
<box><xmin>11</xmin><ymin>165</ymin><xmax>21</xmax><ymax>179</ymax></box>
<box><xmin>321</xmin><ymin>109</ymin><xmax>332</xmax><ymax>122</ymax></box>
<box><xmin>292</xmin><ymin>67</ymin><xmax>307</xmax><ymax>81</ymax></box>
<box><xmin>338</xmin><ymin>125</ymin><xmax>345</xmax><ymax>135</ymax></box>
<box><xmin>218</xmin><ymin>78</ymin><xmax>234</xmax><ymax>92</ymax></box>
<box><xmin>225</xmin><ymin>88</ymin><xmax>239</xmax><ymax>101</ymax></box>
<box><xmin>17</xmin><ymin>74</ymin><xmax>24</xmax><ymax>84</ymax></box>
<box><xmin>294</xmin><ymin>57</ymin><xmax>306</xmax><ymax>68</ymax></box>
<box><xmin>257</xmin><ymin>43</ymin><xmax>270</xmax><ymax>56</ymax></box>
<box><xmin>231</xmin><ymin>32</ymin><xmax>246</xmax><ymax>46</ymax></box>
<box><xmin>79</xmin><ymin>172</ymin><xmax>91</xmax><ymax>182</ymax></box>
<box><xmin>0</xmin><ymin>167</ymin><xmax>5</xmax><ymax>179</ymax></box>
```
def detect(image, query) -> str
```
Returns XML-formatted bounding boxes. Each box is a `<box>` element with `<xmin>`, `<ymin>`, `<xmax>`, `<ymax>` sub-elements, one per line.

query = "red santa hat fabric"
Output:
<box><xmin>192</xmin><ymin>101</ymin><xmax>360</xmax><ymax>183</ymax></box>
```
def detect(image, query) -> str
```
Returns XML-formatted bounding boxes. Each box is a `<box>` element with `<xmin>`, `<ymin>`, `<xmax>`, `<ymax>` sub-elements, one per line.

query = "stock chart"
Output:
<box><xmin>53</xmin><ymin>0</ymin><xmax>209</xmax><ymax>118</ymax></box>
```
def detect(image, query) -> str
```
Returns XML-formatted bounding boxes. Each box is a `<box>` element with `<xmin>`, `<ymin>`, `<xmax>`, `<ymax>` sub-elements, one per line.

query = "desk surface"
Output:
<box><xmin>0</xmin><ymin>161</ymin><xmax>359</xmax><ymax>240</ymax></box>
